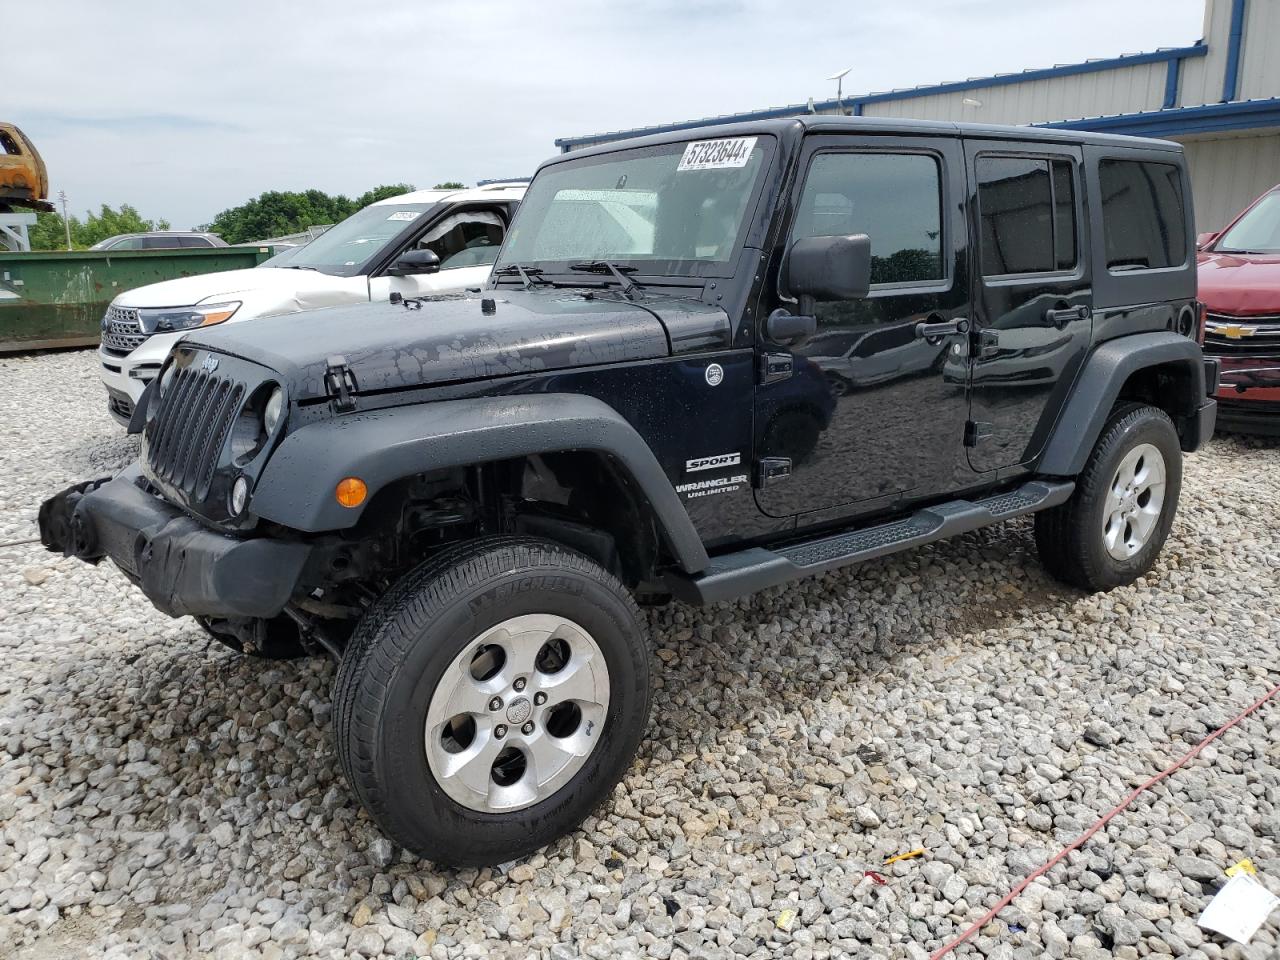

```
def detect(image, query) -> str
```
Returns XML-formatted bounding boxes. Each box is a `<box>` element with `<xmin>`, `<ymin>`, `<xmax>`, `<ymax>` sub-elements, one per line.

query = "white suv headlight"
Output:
<box><xmin>137</xmin><ymin>301</ymin><xmax>241</xmax><ymax>333</ymax></box>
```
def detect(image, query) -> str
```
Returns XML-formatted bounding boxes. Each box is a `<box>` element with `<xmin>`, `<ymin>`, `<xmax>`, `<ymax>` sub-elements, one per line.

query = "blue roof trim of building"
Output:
<box><xmin>1037</xmin><ymin>97</ymin><xmax>1280</xmax><ymax>137</ymax></box>
<box><xmin>554</xmin><ymin>43</ymin><xmax>1209</xmax><ymax>150</ymax></box>
<box><xmin>1223</xmin><ymin>0</ymin><xmax>1247</xmax><ymax>102</ymax></box>
<box><xmin>1163</xmin><ymin>58</ymin><xmax>1181</xmax><ymax>110</ymax></box>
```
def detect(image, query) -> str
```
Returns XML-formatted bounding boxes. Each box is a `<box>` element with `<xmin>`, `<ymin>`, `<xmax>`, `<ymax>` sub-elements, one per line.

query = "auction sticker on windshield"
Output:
<box><xmin>678</xmin><ymin>137</ymin><xmax>757</xmax><ymax>171</ymax></box>
<box><xmin>386</xmin><ymin>211</ymin><xmax>421</xmax><ymax>221</ymax></box>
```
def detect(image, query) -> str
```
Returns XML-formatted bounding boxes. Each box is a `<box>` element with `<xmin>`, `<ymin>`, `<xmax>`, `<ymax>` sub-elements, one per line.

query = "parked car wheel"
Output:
<box><xmin>1035</xmin><ymin>403</ymin><xmax>1182</xmax><ymax>592</ymax></box>
<box><xmin>333</xmin><ymin>537</ymin><xmax>650</xmax><ymax>867</ymax></box>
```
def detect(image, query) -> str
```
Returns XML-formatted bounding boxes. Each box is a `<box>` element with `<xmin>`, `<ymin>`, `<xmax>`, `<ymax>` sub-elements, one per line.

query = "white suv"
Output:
<box><xmin>98</xmin><ymin>183</ymin><xmax>525</xmax><ymax>425</ymax></box>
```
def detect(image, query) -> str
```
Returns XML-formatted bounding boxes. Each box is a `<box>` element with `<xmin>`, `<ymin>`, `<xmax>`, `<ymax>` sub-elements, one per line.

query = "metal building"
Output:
<box><xmin>555</xmin><ymin>0</ymin><xmax>1279</xmax><ymax>230</ymax></box>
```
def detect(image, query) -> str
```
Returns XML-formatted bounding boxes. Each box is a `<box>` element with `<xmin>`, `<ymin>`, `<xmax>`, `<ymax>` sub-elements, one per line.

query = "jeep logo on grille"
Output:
<box><xmin>200</xmin><ymin>354</ymin><xmax>219</xmax><ymax>373</ymax></box>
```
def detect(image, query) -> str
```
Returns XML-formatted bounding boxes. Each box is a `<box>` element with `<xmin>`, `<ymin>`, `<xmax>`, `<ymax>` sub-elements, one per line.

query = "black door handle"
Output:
<box><xmin>1046</xmin><ymin>305</ymin><xmax>1090</xmax><ymax>328</ymax></box>
<box><xmin>915</xmin><ymin>317</ymin><xmax>969</xmax><ymax>340</ymax></box>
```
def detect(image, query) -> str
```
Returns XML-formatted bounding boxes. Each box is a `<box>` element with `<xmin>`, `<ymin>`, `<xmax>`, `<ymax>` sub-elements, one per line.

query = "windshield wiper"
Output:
<box><xmin>283</xmin><ymin>264</ymin><xmax>319</xmax><ymax>271</ymax></box>
<box><xmin>568</xmin><ymin>261</ymin><xmax>643</xmax><ymax>300</ymax></box>
<box><xmin>493</xmin><ymin>263</ymin><xmax>549</xmax><ymax>290</ymax></box>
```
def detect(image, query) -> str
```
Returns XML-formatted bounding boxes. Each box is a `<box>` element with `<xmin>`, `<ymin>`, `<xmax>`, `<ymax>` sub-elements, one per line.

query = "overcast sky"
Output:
<box><xmin>15</xmin><ymin>0</ymin><xmax>1206</xmax><ymax>228</ymax></box>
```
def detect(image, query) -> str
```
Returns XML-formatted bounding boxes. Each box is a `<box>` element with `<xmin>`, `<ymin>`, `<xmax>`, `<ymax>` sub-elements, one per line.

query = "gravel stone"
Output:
<box><xmin>2</xmin><ymin>350</ymin><xmax>1279</xmax><ymax>959</ymax></box>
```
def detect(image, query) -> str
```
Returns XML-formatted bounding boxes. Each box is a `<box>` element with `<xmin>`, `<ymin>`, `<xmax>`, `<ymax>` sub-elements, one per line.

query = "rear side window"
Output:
<box><xmin>977</xmin><ymin>156</ymin><xmax>1077</xmax><ymax>276</ymax></box>
<box><xmin>792</xmin><ymin>152</ymin><xmax>944</xmax><ymax>286</ymax></box>
<box><xmin>1099</xmin><ymin>160</ymin><xmax>1186</xmax><ymax>271</ymax></box>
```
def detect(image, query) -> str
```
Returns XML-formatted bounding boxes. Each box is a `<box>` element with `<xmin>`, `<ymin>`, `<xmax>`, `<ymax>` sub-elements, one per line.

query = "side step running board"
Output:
<box><xmin>666</xmin><ymin>480</ymin><xmax>1074</xmax><ymax>605</ymax></box>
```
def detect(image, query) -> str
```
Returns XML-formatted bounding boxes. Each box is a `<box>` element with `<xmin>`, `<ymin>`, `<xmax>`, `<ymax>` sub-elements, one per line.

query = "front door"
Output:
<box><xmin>754</xmin><ymin>134</ymin><xmax>972</xmax><ymax>519</ymax></box>
<box><xmin>369</xmin><ymin>208</ymin><xmax>509</xmax><ymax>300</ymax></box>
<box><xmin>964</xmin><ymin>142</ymin><xmax>1092</xmax><ymax>472</ymax></box>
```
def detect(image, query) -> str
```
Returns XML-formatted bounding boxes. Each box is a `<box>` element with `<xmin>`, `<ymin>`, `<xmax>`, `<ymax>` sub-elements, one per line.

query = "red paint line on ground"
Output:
<box><xmin>929</xmin><ymin>679</ymin><xmax>1280</xmax><ymax>960</ymax></box>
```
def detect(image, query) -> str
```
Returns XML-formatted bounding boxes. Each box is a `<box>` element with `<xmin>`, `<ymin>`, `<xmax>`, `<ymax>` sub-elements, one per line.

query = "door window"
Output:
<box><xmin>416</xmin><ymin>210</ymin><xmax>505</xmax><ymax>269</ymax></box>
<box><xmin>977</xmin><ymin>156</ymin><xmax>1077</xmax><ymax>276</ymax></box>
<box><xmin>1098</xmin><ymin>159</ymin><xmax>1186</xmax><ymax>270</ymax></box>
<box><xmin>791</xmin><ymin>152</ymin><xmax>944</xmax><ymax>286</ymax></box>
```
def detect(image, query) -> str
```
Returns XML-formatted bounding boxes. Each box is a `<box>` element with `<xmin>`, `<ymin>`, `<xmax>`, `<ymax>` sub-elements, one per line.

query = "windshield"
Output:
<box><xmin>497</xmin><ymin>136</ymin><xmax>769</xmax><ymax>277</ymax></box>
<box><xmin>1216</xmin><ymin>191</ymin><xmax>1280</xmax><ymax>254</ymax></box>
<box><xmin>260</xmin><ymin>202</ymin><xmax>436</xmax><ymax>276</ymax></box>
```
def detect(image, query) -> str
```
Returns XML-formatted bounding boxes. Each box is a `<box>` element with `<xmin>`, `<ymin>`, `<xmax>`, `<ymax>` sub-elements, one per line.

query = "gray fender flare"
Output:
<box><xmin>251</xmin><ymin>393</ymin><xmax>710</xmax><ymax>574</ymax></box>
<box><xmin>1037</xmin><ymin>332</ymin><xmax>1208</xmax><ymax>476</ymax></box>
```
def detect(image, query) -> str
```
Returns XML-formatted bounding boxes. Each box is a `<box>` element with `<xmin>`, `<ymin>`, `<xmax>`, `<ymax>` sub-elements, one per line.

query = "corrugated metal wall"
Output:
<box><xmin>1179</xmin><ymin>0</ymin><xmax>1280</xmax><ymax>106</ymax></box>
<box><xmin>1179</xmin><ymin>0</ymin><xmax>1235</xmax><ymax>106</ymax></box>
<box><xmin>1240</xmin><ymin>0</ymin><xmax>1280</xmax><ymax>100</ymax></box>
<box><xmin>1179</xmin><ymin>132</ymin><xmax>1280</xmax><ymax>230</ymax></box>
<box><xmin>860</xmin><ymin>64</ymin><xmax>1169</xmax><ymax>125</ymax></box>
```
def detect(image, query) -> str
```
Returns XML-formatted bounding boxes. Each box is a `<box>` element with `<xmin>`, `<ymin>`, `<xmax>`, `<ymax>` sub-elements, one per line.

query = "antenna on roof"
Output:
<box><xmin>827</xmin><ymin>67</ymin><xmax>853</xmax><ymax>112</ymax></box>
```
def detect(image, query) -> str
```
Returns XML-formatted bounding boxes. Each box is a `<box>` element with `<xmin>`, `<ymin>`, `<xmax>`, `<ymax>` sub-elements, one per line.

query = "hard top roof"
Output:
<box><xmin>541</xmin><ymin>115</ymin><xmax>1181</xmax><ymax>168</ymax></box>
<box><xmin>371</xmin><ymin>184</ymin><xmax>527</xmax><ymax>207</ymax></box>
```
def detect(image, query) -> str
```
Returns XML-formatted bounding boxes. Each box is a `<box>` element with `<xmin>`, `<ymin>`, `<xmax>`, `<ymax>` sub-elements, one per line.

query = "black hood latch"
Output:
<box><xmin>324</xmin><ymin>355</ymin><xmax>358</xmax><ymax>412</ymax></box>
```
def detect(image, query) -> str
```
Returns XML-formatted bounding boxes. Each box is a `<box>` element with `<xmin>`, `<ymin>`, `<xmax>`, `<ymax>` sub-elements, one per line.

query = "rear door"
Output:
<box><xmin>754</xmin><ymin>134</ymin><xmax>972</xmax><ymax>519</ymax></box>
<box><xmin>964</xmin><ymin>141</ymin><xmax>1092</xmax><ymax>472</ymax></box>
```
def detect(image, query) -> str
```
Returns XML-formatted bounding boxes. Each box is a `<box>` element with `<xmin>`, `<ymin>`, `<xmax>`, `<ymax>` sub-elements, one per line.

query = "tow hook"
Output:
<box><xmin>37</xmin><ymin>478</ymin><xmax>110</xmax><ymax>561</ymax></box>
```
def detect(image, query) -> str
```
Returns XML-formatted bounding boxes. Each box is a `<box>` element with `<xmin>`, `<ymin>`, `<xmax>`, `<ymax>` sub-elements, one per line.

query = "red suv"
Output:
<box><xmin>1197</xmin><ymin>185</ymin><xmax>1280</xmax><ymax>435</ymax></box>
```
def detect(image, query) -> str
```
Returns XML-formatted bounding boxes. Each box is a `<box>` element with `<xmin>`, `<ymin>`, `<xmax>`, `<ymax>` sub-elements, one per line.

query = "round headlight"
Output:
<box><xmin>230</xmin><ymin>475</ymin><xmax>249</xmax><ymax>516</ymax></box>
<box><xmin>263</xmin><ymin>387</ymin><xmax>284</xmax><ymax>434</ymax></box>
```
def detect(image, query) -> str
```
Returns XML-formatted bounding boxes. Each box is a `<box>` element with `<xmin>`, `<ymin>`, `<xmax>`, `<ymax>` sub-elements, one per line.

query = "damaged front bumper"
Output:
<box><xmin>38</xmin><ymin>465</ymin><xmax>311</xmax><ymax>620</ymax></box>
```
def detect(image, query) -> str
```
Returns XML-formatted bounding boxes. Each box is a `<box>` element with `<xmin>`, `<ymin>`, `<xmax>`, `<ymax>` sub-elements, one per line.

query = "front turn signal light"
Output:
<box><xmin>335</xmin><ymin>477</ymin><xmax>367</xmax><ymax>508</ymax></box>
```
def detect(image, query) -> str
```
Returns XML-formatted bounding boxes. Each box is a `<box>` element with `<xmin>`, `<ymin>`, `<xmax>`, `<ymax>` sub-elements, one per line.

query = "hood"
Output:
<box><xmin>185</xmin><ymin>289</ymin><xmax>728</xmax><ymax>400</ymax></box>
<box><xmin>1197</xmin><ymin>252</ymin><xmax>1280</xmax><ymax>315</ymax></box>
<box><xmin>112</xmin><ymin>266</ymin><xmax>356</xmax><ymax>309</ymax></box>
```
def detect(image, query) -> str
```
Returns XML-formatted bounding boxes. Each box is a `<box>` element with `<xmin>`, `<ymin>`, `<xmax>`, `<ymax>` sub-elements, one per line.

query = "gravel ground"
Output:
<box><xmin>1</xmin><ymin>348</ymin><xmax>1278</xmax><ymax>960</ymax></box>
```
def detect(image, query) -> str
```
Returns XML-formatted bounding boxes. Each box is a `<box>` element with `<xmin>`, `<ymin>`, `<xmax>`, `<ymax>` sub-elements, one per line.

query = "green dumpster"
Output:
<box><xmin>0</xmin><ymin>246</ymin><xmax>272</xmax><ymax>352</ymax></box>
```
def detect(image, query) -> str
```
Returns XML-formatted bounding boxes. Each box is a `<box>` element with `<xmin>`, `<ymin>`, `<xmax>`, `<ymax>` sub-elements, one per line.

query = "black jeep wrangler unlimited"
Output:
<box><xmin>41</xmin><ymin>117</ymin><xmax>1217</xmax><ymax>867</ymax></box>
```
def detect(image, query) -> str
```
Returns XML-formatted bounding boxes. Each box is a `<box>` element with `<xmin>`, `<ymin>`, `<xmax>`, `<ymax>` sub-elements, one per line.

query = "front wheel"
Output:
<box><xmin>1035</xmin><ymin>403</ymin><xmax>1183</xmax><ymax>592</ymax></box>
<box><xmin>333</xmin><ymin>537</ymin><xmax>650</xmax><ymax>867</ymax></box>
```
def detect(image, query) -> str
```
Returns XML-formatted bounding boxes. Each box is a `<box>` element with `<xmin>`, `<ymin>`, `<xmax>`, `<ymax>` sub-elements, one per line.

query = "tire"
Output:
<box><xmin>1035</xmin><ymin>403</ymin><xmax>1183</xmax><ymax>592</ymax></box>
<box><xmin>333</xmin><ymin>536</ymin><xmax>650</xmax><ymax>867</ymax></box>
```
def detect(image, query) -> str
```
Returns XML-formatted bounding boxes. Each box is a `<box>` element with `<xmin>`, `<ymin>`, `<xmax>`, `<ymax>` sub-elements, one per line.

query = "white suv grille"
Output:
<box><xmin>100</xmin><ymin>305</ymin><xmax>149</xmax><ymax>355</ymax></box>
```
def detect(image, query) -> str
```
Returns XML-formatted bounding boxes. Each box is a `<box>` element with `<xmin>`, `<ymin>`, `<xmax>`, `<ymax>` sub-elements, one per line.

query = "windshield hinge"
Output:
<box><xmin>324</xmin><ymin>355</ymin><xmax>358</xmax><ymax>412</ymax></box>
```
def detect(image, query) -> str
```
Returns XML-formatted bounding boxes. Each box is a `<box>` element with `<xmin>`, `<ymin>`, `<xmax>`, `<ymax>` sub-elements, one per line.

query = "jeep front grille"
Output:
<box><xmin>101</xmin><ymin>306</ymin><xmax>149</xmax><ymax>356</ymax></box>
<box><xmin>145</xmin><ymin>366</ymin><xmax>244</xmax><ymax>501</ymax></box>
<box><xmin>1204</xmin><ymin>313</ymin><xmax>1280</xmax><ymax>357</ymax></box>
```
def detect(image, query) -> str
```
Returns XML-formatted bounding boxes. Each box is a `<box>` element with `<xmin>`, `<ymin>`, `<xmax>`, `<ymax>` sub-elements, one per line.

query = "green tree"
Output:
<box><xmin>433</xmin><ymin>181</ymin><xmax>466</xmax><ymax>190</ymax></box>
<box><xmin>27</xmin><ymin>203</ymin><xmax>170</xmax><ymax>251</ymax></box>
<box><xmin>204</xmin><ymin>184</ymin><xmax>417</xmax><ymax>244</ymax></box>
<box><xmin>354</xmin><ymin>183</ymin><xmax>416</xmax><ymax>207</ymax></box>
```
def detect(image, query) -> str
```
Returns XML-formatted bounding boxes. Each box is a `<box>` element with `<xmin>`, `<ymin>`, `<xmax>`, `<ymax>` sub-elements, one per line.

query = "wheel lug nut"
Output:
<box><xmin>513</xmin><ymin>677</ymin><xmax>527</xmax><ymax>692</ymax></box>
<box><xmin>534</xmin><ymin>692</ymin><xmax>547</xmax><ymax>706</ymax></box>
<box><xmin>489</xmin><ymin>696</ymin><xmax>503</xmax><ymax>711</ymax></box>
<box><xmin>494</xmin><ymin>724</ymin><xmax>507</xmax><ymax>739</ymax></box>
<box><xmin>521</xmin><ymin>722</ymin><xmax>535</xmax><ymax>735</ymax></box>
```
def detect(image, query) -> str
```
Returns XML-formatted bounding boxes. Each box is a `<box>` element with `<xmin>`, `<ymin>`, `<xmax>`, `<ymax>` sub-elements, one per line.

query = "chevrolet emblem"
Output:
<box><xmin>1215</xmin><ymin>324</ymin><xmax>1256</xmax><ymax>339</ymax></box>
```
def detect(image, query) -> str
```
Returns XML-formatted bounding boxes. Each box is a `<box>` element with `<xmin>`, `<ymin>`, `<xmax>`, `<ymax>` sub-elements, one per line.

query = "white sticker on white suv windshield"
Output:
<box><xmin>386</xmin><ymin>211</ymin><xmax>421</xmax><ymax>221</ymax></box>
<box><xmin>677</xmin><ymin>137</ymin><xmax>757</xmax><ymax>171</ymax></box>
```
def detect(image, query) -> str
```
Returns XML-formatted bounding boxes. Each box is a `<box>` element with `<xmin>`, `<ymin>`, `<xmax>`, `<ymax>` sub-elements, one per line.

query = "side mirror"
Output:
<box><xmin>387</xmin><ymin>248</ymin><xmax>441</xmax><ymax>277</ymax></box>
<box><xmin>786</xmin><ymin>234</ymin><xmax>872</xmax><ymax>303</ymax></box>
<box><xmin>1196</xmin><ymin>231</ymin><xmax>1219</xmax><ymax>251</ymax></box>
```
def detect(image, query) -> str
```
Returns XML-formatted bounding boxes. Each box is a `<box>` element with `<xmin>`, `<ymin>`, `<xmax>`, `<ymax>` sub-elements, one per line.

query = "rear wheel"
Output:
<box><xmin>333</xmin><ymin>537</ymin><xmax>649</xmax><ymax>866</ymax></box>
<box><xmin>1035</xmin><ymin>403</ymin><xmax>1182</xmax><ymax>591</ymax></box>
